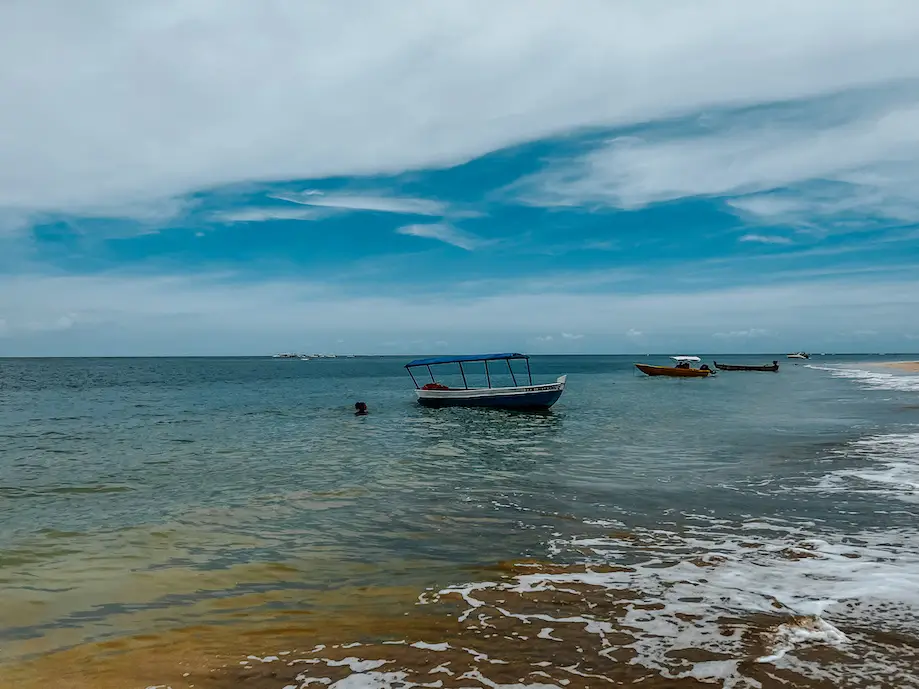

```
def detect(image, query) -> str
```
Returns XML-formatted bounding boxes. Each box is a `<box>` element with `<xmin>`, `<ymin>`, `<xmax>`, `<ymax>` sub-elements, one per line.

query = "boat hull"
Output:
<box><xmin>714</xmin><ymin>362</ymin><xmax>779</xmax><ymax>372</ymax></box>
<box><xmin>415</xmin><ymin>376</ymin><xmax>566</xmax><ymax>410</ymax></box>
<box><xmin>635</xmin><ymin>364</ymin><xmax>711</xmax><ymax>378</ymax></box>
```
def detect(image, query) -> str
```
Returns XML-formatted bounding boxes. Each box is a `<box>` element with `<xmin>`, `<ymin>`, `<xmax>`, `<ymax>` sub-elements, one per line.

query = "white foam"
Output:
<box><xmin>819</xmin><ymin>432</ymin><xmax>919</xmax><ymax>503</ymax></box>
<box><xmin>805</xmin><ymin>363</ymin><xmax>919</xmax><ymax>392</ymax></box>
<box><xmin>410</xmin><ymin>641</ymin><xmax>449</xmax><ymax>651</ymax></box>
<box><xmin>325</xmin><ymin>658</ymin><xmax>389</xmax><ymax>673</ymax></box>
<box><xmin>433</xmin><ymin>517</ymin><xmax>919</xmax><ymax>688</ymax></box>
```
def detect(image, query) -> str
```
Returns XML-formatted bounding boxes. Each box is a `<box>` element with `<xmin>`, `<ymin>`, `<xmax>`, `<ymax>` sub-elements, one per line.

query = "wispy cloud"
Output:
<box><xmin>518</xmin><ymin>89</ymin><xmax>919</xmax><ymax>233</ymax></box>
<box><xmin>211</xmin><ymin>207</ymin><xmax>330</xmax><ymax>224</ymax></box>
<box><xmin>739</xmin><ymin>233</ymin><xmax>794</xmax><ymax>245</ymax></box>
<box><xmin>713</xmin><ymin>328</ymin><xmax>769</xmax><ymax>338</ymax></box>
<box><xmin>395</xmin><ymin>223</ymin><xmax>482</xmax><ymax>250</ymax></box>
<box><xmin>274</xmin><ymin>191</ymin><xmax>448</xmax><ymax>216</ymax></box>
<box><xmin>561</xmin><ymin>332</ymin><xmax>584</xmax><ymax>340</ymax></box>
<box><xmin>626</xmin><ymin>329</ymin><xmax>643</xmax><ymax>338</ymax></box>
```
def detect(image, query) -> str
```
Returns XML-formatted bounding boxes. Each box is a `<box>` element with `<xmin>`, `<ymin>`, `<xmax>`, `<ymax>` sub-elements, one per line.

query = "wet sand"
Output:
<box><xmin>880</xmin><ymin>361</ymin><xmax>919</xmax><ymax>372</ymax></box>
<box><xmin>2</xmin><ymin>561</ymin><xmax>914</xmax><ymax>689</ymax></box>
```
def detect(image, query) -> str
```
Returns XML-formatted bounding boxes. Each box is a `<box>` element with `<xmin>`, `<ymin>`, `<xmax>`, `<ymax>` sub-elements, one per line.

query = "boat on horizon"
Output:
<box><xmin>635</xmin><ymin>356</ymin><xmax>713</xmax><ymax>378</ymax></box>
<box><xmin>787</xmin><ymin>352</ymin><xmax>810</xmax><ymax>359</ymax></box>
<box><xmin>714</xmin><ymin>360</ymin><xmax>779</xmax><ymax>372</ymax></box>
<box><xmin>405</xmin><ymin>353</ymin><xmax>566</xmax><ymax>410</ymax></box>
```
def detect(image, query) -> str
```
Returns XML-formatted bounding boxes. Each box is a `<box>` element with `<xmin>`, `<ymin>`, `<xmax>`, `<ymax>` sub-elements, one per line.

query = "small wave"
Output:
<box><xmin>818</xmin><ymin>432</ymin><xmax>919</xmax><ymax>502</ymax></box>
<box><xmin>805</xmin><ymin>364</ymin><xmax>919</xmax><ymax>393</ymax></box>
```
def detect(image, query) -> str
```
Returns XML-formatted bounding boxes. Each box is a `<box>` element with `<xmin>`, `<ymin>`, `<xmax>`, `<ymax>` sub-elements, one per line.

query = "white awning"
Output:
<box><xmin>670</xmin><ymin>356</ymin><xmax>701</xmax><ymax>362</ymax></box>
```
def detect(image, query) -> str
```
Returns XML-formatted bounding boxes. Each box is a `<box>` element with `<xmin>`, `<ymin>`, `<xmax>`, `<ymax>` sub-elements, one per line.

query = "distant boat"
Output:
<box><xmin>787</xmin><ymin>352</ymin><xmax>810</xmax><ymax>359</ymax></box>
<box><xmin>635</xmin><ymin>356</ymin><xmax>713</xmax><ymax>378</ymax></box>
<box><xmin>405</xmin><ymin>353</ymin><xmax>566</xmax><ymax>410</ymax></box>
<box><xmin>714</xmin><ymin>360</ymin><xmax>779</xmax><ymax>372</ymax></box>
<box><xmin>272</xmin><ymin>353</ymin><xmax>300</xmax><ymax>359</ymax></box>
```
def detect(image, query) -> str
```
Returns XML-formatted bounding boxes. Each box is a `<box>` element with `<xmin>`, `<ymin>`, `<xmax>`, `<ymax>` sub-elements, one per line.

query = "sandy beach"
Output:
<box><xmin>880</xmin><ymin>361</ymin><xmax>919</xmax><ymax>372</ymax></box>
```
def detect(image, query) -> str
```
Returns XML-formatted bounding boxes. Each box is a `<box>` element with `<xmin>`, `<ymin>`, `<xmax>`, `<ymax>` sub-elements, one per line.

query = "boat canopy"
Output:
<box><xmin>405</xmin><ymin>353</ymin><xmax>528</xmax><ymax>368</ymax></box>
<box><xmin>670</xmin><ymin>356</ymin><xmax>701</xmax><ymax>362</ymax></box>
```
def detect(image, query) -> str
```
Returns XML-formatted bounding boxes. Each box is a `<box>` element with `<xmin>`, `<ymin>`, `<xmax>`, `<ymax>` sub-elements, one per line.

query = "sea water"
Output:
<box><xmin>1</xmin><ymin>355</ymin><xmax>917</xmax><ymax>688</ymax></box>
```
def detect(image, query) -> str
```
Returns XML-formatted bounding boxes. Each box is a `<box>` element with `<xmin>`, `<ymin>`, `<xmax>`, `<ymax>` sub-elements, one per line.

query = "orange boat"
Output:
<box><xmin>635</xmin><ymin>356</ymin><xmax>713</xmax><ymax>378</ymax></box>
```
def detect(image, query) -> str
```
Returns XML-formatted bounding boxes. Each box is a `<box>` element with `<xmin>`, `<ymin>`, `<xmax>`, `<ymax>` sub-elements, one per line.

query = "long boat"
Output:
<box><xmin>714</xmin><ymin>360</ymin><xmax>779</xmax><ymax>372</ymax></box>
<box><xmin>635</xmin><ymin>356</ymin><xmax>713</xmax><ymax>378</ymax></box>
<box><xmin>405</xmin><ymin>353</ymin><xmax>566</xmax><ymax>410</ymax></box>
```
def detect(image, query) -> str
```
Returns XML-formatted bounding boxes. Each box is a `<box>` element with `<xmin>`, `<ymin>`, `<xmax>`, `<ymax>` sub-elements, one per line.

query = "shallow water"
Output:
<box><xmin>1</xmin><ymin>355</ymin><xmax>918</xmax><ymax>688</ymax></box>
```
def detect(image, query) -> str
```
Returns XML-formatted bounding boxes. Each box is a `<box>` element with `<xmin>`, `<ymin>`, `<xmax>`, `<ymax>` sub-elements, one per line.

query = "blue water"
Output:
<box><xmin>1</xmin><ymin>355</ymin><xmax>918</xmax><ymax>687</ymax></box>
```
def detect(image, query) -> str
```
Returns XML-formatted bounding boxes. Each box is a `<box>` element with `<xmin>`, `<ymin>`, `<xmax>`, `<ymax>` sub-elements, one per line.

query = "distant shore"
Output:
<box><xmin>880</xmin><ymin>361</ymin><xmax>919</xmax><ymax>373</ymax></box>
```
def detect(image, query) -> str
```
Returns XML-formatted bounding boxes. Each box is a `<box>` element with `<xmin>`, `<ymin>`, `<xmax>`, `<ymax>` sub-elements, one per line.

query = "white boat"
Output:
<box><xmin>787</xmin><ymin>352</ymin><xmax>810</xmax><ymax>359</ymax></box>
<box><xmin>405</xmin><ymin>353</ymin><xmax>566</xmax><ymax>410</ymax></box>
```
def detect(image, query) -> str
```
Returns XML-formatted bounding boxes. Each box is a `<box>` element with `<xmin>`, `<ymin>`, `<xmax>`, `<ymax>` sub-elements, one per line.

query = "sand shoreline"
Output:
<box><xmin>879</xmin><ymin>361</ymin><xmax>919</xmax><ymax>373</ymax></box>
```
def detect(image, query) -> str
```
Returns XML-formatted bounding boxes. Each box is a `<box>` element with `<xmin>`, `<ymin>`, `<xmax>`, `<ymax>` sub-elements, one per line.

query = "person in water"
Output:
<box><xmin>354</xmin><ymin>401</ymin><xmax>368</xmax><ymax>416</ymax></box>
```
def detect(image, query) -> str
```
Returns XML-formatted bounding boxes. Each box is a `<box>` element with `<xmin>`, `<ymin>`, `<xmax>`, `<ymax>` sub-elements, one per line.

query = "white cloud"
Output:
<box><xmin>395</xmin><ymin>223</ymin><xmax>481</xmax><ymax>250</ymax></box>
<box><xmin>626</xmin><ymin>328</ymin><xmax>643</xmax><ymax>338</ymax></box>
<box><xmin>561</xmin><ymin>332</ymin><xmax>584</xmax><ymax>340</ymax></box>
<box><xmin>211</xmin><ymin>207</ymin><xmax>329</xmax><ymax>223</ymax></box>
<box><xmin>520</xmin><ymin>91</ymin><xmax>919</xmax><ymax>228</ymax></box>
<box><xmin>273</xmin><ymin>192</ymin><xmax>448</xmax><ymax>216</ymax></box>
<box><xmin>2</xmin><ymin>1</ymin><xmax>919</xmax><ymax>216</ymax></box>
<box><xmin>1</xmin><ymin>272</ymin><xmax>917</xmax><ymax>355</ymax></box>
<box><xmin>739</xmin><ymin>233</ymin><xmax>794</xmax><ymax>245</ymax></box>
<box><xmin>713</xmin><ymin>328</ymin><xmax>769</xmax><ymax>338</ymax></box>
<box><xmin>535</xmin><ymin>335</ymin><xmax>554</xmax><ymax>342</ymax></box>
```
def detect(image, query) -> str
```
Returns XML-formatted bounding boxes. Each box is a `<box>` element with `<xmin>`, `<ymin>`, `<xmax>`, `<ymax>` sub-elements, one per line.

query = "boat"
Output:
<box><xmin>714</xmin><ymin>360</ymin><xmax>779</xmax><ymax>372</ymax></box>
<box><xmin>787</xmin><ymin>352</ymin><xmax>810</xmax><ymax>359</ymax></box>
<box><xmin>405</xmin><ymin>353</ymin><xmax>566</xmax><ymax>410</ymax></box>
<box><xmin>635</xmin><ymin>356</ymin><xmax>713</xmax><ymax>378</ymax></box>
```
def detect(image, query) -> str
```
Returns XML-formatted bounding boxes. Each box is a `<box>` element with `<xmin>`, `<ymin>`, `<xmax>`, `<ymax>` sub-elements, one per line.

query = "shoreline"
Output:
<box><xmin>879</xmin><ymin>361</ymin><xmax>919</xmax><ymax>373</ymax></box>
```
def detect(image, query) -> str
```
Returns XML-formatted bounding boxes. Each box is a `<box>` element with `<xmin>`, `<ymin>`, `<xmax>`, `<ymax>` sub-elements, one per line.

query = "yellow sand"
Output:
<box><xmin>881</xmin><ymin>361</ymin><xmax>919</xmax><ymax>373</ymax></box>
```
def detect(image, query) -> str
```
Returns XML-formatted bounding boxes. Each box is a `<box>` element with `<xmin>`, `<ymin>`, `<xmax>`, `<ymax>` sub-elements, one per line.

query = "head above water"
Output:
<box><xmin>354</xmin><ymin>401</ymin><xmax>368</xmax><ymax>415</ymax></box>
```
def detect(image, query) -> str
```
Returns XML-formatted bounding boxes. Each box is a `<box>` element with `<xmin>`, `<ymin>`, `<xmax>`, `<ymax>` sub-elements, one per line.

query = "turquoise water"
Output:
<box><xmin>1</xmin><ymin>355</ymin><xmax>918</xmax><ymax>687</ymax></box>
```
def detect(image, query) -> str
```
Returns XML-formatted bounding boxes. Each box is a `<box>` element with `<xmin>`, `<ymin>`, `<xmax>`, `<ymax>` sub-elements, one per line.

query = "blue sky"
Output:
<box><xmin>2</xmin><ymin>1</ymin><xmax>919</xmax><ymax>356</ymax></box>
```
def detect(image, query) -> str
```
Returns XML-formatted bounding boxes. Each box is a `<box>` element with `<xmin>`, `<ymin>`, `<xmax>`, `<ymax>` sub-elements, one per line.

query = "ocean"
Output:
<box><xmin>1</xmin><ymin>355</ymin><xmax>918</xmax><ymax>688</ymax></box>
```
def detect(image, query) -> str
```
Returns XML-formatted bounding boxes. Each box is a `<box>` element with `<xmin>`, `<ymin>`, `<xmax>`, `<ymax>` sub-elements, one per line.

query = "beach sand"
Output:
<box><xmin>880</xmin><ymin>361</ymin><xmax>919</xmax><ymax>372</ymax></box>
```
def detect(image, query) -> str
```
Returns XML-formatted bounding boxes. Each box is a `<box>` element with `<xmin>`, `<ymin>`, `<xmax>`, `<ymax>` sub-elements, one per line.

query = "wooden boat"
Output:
<box><xmin>714</xmin><ymin>360</ymin><xmax>779</xmax><ymax>372</ymax></box>
<box><xmin>635</xmin><ymin>356</ymin><xmax>713</xmax><ymax>378</ymax></box>
<box><xmin>635</xmin><ymin>363</ymin><xmax>711</xmax><ymax>378</ymax></box>
<box><xmin>405</xmin><ymin>353</ymin><xmax>566</xmax><ymax>410</ymax></box>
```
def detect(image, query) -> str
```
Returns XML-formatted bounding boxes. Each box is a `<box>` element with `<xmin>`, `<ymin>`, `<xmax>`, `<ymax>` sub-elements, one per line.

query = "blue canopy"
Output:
<box><xmin>405</xmin><ymin>353</ymin><xmax>528</xmax><ymax>368</ymax></box>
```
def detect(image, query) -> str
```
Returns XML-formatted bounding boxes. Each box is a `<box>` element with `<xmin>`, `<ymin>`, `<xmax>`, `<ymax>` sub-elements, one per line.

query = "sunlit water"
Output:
<box><xmin>1</xmin><ymin>355</ymin><xmax>918</xmax><ymax>688</ymax></box>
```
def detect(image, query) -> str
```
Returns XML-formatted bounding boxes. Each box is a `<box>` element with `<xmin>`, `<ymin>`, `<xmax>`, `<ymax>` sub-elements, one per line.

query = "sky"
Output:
<box><xmin>2</xmin><ymin>0</ymin><xmax>919</xmax><ymax>356</ymax></box>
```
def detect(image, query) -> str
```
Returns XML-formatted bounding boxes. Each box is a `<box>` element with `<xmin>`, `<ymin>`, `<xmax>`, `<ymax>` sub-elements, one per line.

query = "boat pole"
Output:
<box><xmin>525</xmin><ymin>358</ymin><xmax>533</xmax><ymax>385</ymax></box>
<box><xmin>459</xmin><ymin>362</ymin><xmax>468</xmax><ymax>389</ymax></box>
<box><xmin>484</xmin><ymin>360</ymin><xmax>491</xmax><ymax>388</ymax></box>
<box><xmin>507</xmin><ymin>359</ymin><xmax>518</xmax><ymax>386</ymax></box>
<box><xmin>407</xmin><ymin>368</ymin><xmax>420</xmax><ymax>389</ymax></box>
<box><xmin>426</xmin><ymin>365</ymin><xmax>436</xmax><ymax>384</ymax></box>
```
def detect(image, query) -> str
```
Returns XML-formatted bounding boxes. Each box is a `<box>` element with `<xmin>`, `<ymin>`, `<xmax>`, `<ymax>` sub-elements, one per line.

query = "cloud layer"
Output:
<box><xmin>2</xmin><ymin>272</ymin><xmax>917</xmax><ymax>356</ymax></box>
<box><xmin>3</xmin><ymin>1</ymin><xmax>919</xmax><ymax>216</ymax></box>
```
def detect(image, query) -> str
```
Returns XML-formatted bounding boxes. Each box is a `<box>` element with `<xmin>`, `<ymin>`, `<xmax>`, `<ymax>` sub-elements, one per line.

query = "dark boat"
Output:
<box><xmin>713</xmin><ymin>360</ymin><xmax>779</xmax><ymax>372</ymax></box>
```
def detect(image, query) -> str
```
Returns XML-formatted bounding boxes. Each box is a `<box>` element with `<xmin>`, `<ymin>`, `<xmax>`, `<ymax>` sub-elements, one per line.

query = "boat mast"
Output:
<box><xmin>525</xmin><ymin>357</ymin><xmax>533</xmax><ymax>385</ymax></box>
<box><xmin>484</xmin><ymin>360</ymin><xmax>492</xmax><ymax>388</ymax></box>
<box><xmin>458</xmin><ymin>362</ymin><xmax>468</xmax><ymax>389</ymax></box>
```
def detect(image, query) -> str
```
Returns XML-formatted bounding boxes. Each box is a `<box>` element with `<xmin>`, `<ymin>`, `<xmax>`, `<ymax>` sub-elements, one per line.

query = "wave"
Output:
<box><xmin>817</xmin><ymin>431</ymin><xmax>919</xmax><ymax>503</ymax></box>
<box><xmin>804</xmin><ymin>364</ymin><xmax>919</xmax><ymax>393</ymax></box>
